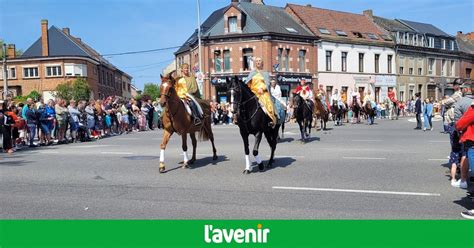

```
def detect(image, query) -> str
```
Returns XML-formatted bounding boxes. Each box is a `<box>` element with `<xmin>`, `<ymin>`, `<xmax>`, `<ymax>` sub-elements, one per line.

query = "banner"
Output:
<box><xmin>1</xmin><ymin>220</ymin><xmax>473</xmax><ymax>247</ymax></box>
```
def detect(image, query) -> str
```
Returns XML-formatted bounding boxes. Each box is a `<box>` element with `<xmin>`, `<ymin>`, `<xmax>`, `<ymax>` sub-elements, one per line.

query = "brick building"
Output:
<box><xmin>286</xmin><ymin>4</ymin><xmax>396</xmax><ymax>103</ymax></box>
<box><xmin>175</xmin><ymin>0</ymin><xmax>317</xmax><ymax>104</ymax></box>
<box><xmin>0</xmin><ymin>20</ymin><xmax>132</xmax><ymax>100</ymax></box>
<box><xmin>456</xmin><ymin>31</ymin><xmax>474</xmax><ymax>82</ymax></box>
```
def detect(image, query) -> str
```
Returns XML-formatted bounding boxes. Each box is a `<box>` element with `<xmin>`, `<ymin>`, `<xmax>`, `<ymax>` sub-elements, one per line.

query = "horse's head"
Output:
<box><xmin>293</xmin><ymin>93</ymin><xmax>303</xmax><ymax>107</ymax></box>
<box><xmin>159</xmin><ymin>72</ymin><xmax>176</xmax><ymax>107</ymax></box>
<box><xmin>227</xmin><ymin>76</ymin><xmax>241</xmax><ymax>114</ymax></box>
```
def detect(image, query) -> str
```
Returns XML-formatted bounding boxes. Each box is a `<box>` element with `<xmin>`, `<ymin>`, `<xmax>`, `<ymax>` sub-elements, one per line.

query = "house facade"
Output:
<box><xmin>0</xmin><ymin>20</ymin><xmax>132</xmax><ymax>100</ymax></box>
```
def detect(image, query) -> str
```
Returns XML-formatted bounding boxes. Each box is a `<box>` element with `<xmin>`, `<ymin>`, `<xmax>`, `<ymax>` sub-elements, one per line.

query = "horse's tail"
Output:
<box><xmin>198</xmin><ymin>100</ymin><xmax>212</xmax><ymax>142</ymax></box>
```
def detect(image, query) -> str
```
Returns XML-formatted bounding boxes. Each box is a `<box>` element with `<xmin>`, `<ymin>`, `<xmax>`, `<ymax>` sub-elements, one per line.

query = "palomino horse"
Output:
<box><xmin>313</xmin><ymin>96</ymin><xmax>329</xmax><ymax>130</ymax></box>
<box><xmin>158</xmin><ymin>74</ymin><xmax>217</xmax><ymax>173</ymax></box>
<box><xmin>228</xmin><ymin>76</ymin><xmax>280</xmax><ymax>174</ymax></box>
<box><xmin>294</xmin><ymin>94</ymin><xmax>313</xmax><ymax>141</ymax></box>
<box><xmin>351</xmin><ymin>95</ymin><xmax>361</xmax><ymax>124</ymax></box>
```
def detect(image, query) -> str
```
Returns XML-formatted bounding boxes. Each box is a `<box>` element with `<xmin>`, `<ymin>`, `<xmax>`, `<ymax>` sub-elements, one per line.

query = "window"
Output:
<box><xmin>335</xmin><ymin>30</ymin><xmax>347</xmax><ymax>36</ymax></box>
<box><xmin>214</xmin><ymin>51</ymin><xmax>222</xmax><ymax>72</ymax></box>
<box><xmin>23</xmin><ymin>67</ymin><xmax>39</xmax><ymax>78</ymax></box>
<box><xmin>65</xmin><ymin>64</ymin><xmax>87</xmax><ymax>77</ymax></box>
<box><xmin>9</xmin><ymin>67</ymin><xmax>16</xmax><ymax>79</ymax></box>
<box><xmin>285</xmin><ymin>27</ymin><xmax>298</xmax><ymax>33</ymax></box>
<box><xmin>299</xmin><ymin>50</ymin><xmax>306</xmax><ymax>72</ymax></box>
<box><xmin>228</xmin><ymin>17</ymin><xmax>237</xmax><ymax>33</ymax></box>
<box><xmin>467</xmin><ymin>68</ymin><xmax>472</xmax><ymax>79</ymax></box>
<box><xmin>325</xmin><ymin>51</ymin><xmax>332</xmax><ymax>71</ymax></box>
<box><xmin>242</xmin><ymin>48</ymin><xmax>253</xmax><ymax>71</ymax></box>
<box><xmin>387</xmin><ymin>55</ymin><xmax>393</xmax><ymax>74</ymax></box>
<box><xmin>450</xmin><ymin>40</ymin><xmax>455</xmax><ymax>51</ymax></box>
<box><xmin>341</xmin><ymin>52</ymin><xmax>347</xmax><ymax>72</ymax></box>
<box><xmin>418</xmin><ymin>68</ymin><xmax>422</xmax><ymax>75</ymax></box>
<box><xmin>367</xmin><ymin>33</ymin><xmax>378</xmax><ymax>40</ymax></box>
<box><xmin>441</xmin><ymin>60</ymin><xmax>446</xmax><ymax>76</ymax></box>
<box><xmin>277</xmin><ymin>48</ymin><xmax>283</xmax><ymax>71</ymax></box>
<box><xmin>223</xmin><ymin>50</ymin><xmax>231</xmax><ymax>72</ymax></box>
<box><xmin>399</xmin><ymin>66</ymin><xmax>404</xmax><ymax>74</ymax></box>
<box><xmin>285</xmin><ymin>49</ymin><xmax>290</xmax><ymax>71</ymax></box>
<box><xmin>451</xmin><ymin>60</ymin><xmax>455</xmax><ymax>76</ymax></box>
<box><xmin>353</xmin><ymin>32</ymin><xmax>363</xmax><ymax>38</ymax></box>
<box><xmin>326</xmin><ymin>86</ymin><xmax>333</xmax><ymax>97</ymax></box>
<box><xmin>374</xmin><ymin>54</ymin><xmax>380</xmax><ymax>73</ymax></box>
<box><xmin>319</xmin><ymin>28</ymin><xmax>330</xmax><ymax>34</ymax></box>
<box><xmin>428</xmin><ymin>37</ymin><xmax>434</xmax><ymax>48</ymax></box>
<box><xmin>428</xmin><ymin>58</ymin><xmax>435</xmax><ymax>74</ymax></box>
<box><xmin>358</xmin><ymin>53</ymin><xmax>364</xmax><ymax>72</ymax></box>
<box><xmin>46</xmin><ymin>65</ymin><xmax>62</xmax><ymax>77</ymax></box>
<box><xmin>409</xmin><ymin>68</ymin><xmax>413</xmax><ymax>75</ymax></box>
<box><xmin>442</xmin><ymin>39</ymin><xmax>446</xmax><ymax>49</ymax></box>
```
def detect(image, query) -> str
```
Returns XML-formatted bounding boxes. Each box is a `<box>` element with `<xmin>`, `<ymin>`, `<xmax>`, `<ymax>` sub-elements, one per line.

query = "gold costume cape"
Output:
<box><xmin>247</xmin><ymin>71</ymin><xmax>277</xmax><ymax>124</ymax></box>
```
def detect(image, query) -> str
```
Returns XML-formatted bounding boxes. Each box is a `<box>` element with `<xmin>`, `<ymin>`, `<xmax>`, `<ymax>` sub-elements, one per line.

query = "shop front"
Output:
<box><xmin>276</xmin><ymin>74</ymin><xmax>312</xmax><ymax>104</ymax></box>
<box><xmin>375</xmin><ymin>75</ymin><xmax>397</xmax><ymax>103</ymax></box>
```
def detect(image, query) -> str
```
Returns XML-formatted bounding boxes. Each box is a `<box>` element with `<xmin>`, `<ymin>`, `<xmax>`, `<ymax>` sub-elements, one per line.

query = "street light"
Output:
<box><xmin>2</xmin><ymin>43</ymin><xmax>8</xmax><ymax>100</ymax></box>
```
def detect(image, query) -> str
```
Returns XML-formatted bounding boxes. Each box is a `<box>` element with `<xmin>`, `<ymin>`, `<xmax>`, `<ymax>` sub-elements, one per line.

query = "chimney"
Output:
<box><xmin>363</xmin><ymin>9</ymin><xmax>373</xmax><ymax>19</ymax></box>
<box><xmin>62</xmin><ymin>27</ymin><xmax>70</xmax><ymax>36</ymax></box>
<box><xmin>7</xmin><ymin>44</ymin><xmax>16</xmax><ymax>59</ymax></box>
<box><xmin>76</xmin><ymin>38</ymin><xmax>82</xmax><ymax>43</ymax></box>
<box><xmin>306</xmin><ymin>4</ymin><xmax>312</xmax><ymax>7</ymax></box>
<box><xmin>41</xmin><ymin>19</ymin><xmax>49</xmax><ymax>57</ymax></box>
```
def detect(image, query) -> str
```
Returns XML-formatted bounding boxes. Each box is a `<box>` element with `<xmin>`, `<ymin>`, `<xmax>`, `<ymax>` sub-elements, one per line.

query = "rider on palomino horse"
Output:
<box><xmin>316</xmin><ymin>84</ymin><xmax>330</xmax><ymax>113</ymax></box>
<box><xmin>245</xmin><ymin>57</ymin><xmax>284</xmax><ymax>128</ymax></box>
<box><xmin>176</xmin><ymin>63</ymin><xmax>203</xmax><ymax>126</ymax></box>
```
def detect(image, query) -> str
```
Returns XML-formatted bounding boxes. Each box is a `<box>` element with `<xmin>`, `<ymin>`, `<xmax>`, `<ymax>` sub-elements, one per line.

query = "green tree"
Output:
<box><xmin>54</xmin><ymin>78</ymin><xmax>91</xmax><ymax>102</ymax></box>
<box><xmin>0</xmin><ymin>40</ymin><xmax>23</xmax><ymax>58</ymax></box>
<box><xmin>142</xmin><ymin>83</ymin><xmax>160</xmax><ymax>101</ymax></box>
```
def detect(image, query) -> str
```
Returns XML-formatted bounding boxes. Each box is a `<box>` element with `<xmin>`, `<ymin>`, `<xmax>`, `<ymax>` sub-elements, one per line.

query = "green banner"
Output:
<box><xmin>1</xmin><ymin>220</ymin><xmax>473</xmax><ymax>248</ymax></box>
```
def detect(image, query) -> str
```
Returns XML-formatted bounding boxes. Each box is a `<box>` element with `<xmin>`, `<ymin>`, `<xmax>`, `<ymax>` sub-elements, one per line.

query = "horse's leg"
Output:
<box><xmin>181</xmin><ymin>133</ymin><xmax>190</xmax><ymax>168</ymax></box>
<box><xmin>281</xmin><ymin>121</ymin><xmax>285</xmax><ymax>139</ymax></box>
<box><xmin>264</xmin><ymin>129</ymin><xmax>277</xmax><ymax>168</ymax></box>
<box><xmin>189</xmin><ymin>132</ymin><xmax>197</xmax><ymax>164</ymax></box>
<box><xmin>240</xmin><ymin>129</ymin><xmax>251</xmax><ymax>174</ymax></box>
<box><xmin>253</xmin><ymin>131</ymin><xmax>265</xmax><ymax>171</ymax></box>
<box><xmin>159</xmin><ymin>129</ymin><xmax>173</xmax><ymax>173</ymax></box>
<box><xmin>207</xmin><ymin>125</ymin><xmax>218</xmax><ymax>160</ymax></box>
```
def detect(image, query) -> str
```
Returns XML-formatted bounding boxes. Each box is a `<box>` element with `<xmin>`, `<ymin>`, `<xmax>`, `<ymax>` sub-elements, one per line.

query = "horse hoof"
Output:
<box><xmin>159</xmin><ymin>163</ymin><xmax>166</xmax><ymax>173</ymax></box>
<box><xmin>243</xmin><ymin>169</ymin><xmax>251</xmax><ymax>174</ymax></box>
<box><xmin>182</xmin><ymin>164</ymin><xmax>191</xmax><ymax>169</ymax></box>
<box><xmin>266</xmin><ymin>161</ymin><xmax>273</xmax><ymax>168</ymax></box>
<box><xmin>258</xmin><ymin>162</ymin><xmax>265</xmax><ymax>171</ymax></box>
<box><xmin>188</xmin><ymin>159</ymin><xmax>196</xmax><ymax>165</ymax></box>
<box><xmin>213</xmin><ymin>155</ymin><xmax>218</xmax><ymax>160</ymax></box>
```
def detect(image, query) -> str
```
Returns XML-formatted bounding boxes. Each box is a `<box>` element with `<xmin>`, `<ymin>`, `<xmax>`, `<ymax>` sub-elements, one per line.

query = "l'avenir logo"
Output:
<box><xmin>204</xmin><ymin>224</ymin><xmax>270</xmax><ymax>244</ymax></box>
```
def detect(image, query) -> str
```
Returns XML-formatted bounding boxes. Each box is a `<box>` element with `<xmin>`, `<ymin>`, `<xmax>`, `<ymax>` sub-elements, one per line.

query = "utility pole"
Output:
<box><xmin>3</xmin><ymin>43</ymin><xmax>8</xmax><ymax>100</ymax></box>
<box><xmin>196</xmin><ymin>0</ymin><xmax>203</xmax><ymax>97</ymax></box>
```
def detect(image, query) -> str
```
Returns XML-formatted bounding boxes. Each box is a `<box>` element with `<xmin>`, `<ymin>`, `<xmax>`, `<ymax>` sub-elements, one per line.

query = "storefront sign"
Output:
<box><xmin>375</xmin><ymin>75</ymin><xmax>396</xmax><ymax>86</ymax></box>
<box><xmin>277</xmin><ymin>74</ymin><xmax>312</xmax><ymax>84</ymax></box>
<box><xmin>211</xmin><ymin>75</ymin><xmax>248</xmax><ymax>85</ymax></box>
<box><xmin>353</xmin><ymin>76</ymin><xmax>372</xmax><ymax>84</ymax></box>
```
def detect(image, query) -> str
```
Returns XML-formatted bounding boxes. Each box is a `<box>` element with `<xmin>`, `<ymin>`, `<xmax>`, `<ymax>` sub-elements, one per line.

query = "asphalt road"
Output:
<box><xmin>1</xmin><ymin>116</ymin><xmax>473</xmax><ymax>219</ymax></box>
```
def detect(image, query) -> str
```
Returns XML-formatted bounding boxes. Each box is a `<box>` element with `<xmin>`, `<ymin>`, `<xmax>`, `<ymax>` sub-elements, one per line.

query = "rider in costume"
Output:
<box><xmin>245</xmin><ymin>57</ymin><xmax>280</xmax><ymax>127</ymax></box>
<box><xmin>176</xmin><ymin>63</ymin><xmax>203</xmax><ymax>125</ymax></box>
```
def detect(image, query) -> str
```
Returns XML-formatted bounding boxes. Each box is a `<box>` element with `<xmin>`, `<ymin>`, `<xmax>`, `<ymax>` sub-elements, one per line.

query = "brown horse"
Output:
<box><xmin>313</xmin><ymin>95</ymin><xmax>329</xmax><ymax>130</ymax></box>
<box><xmin>158</xmin><ymin>73</ymin><xmax>217</xmax><ymax>173</ymax></box>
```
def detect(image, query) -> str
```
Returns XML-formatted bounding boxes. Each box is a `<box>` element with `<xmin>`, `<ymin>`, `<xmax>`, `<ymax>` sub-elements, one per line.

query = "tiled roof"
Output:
<box><xmin>372</xmin><ymin>16</ymin><xmax>413</xmax><ymax>32</ymax></box>
<box><xmin>22</xmin><ymin>26</ymin><xmax>90</xmax><ymax>58</ymax></box>
<box><xmin>457</xmin><ymin>35</ymin><xmax>474</xmax><ymax>54</ymax></box>
<box><xmin>286</xmin><ymin>3</ymin><xmax>391</xmax><ymax>43</ymax></box>
<box><xmin>397</xmin><ymin>19</ymin><xmax>451</xmax><ymax>37</ymax></box>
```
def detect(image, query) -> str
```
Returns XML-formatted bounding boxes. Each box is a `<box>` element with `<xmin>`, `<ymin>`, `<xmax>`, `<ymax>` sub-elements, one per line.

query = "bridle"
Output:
<box><xmin>229</xmin><ymin>80</ymin><xmax>259</xmax><ymax>123</ymax></box>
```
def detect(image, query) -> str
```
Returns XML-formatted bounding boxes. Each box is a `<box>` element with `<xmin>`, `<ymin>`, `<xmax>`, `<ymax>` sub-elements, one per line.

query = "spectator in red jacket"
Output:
<box><xmin>455</xmin><ymin>99</ymin><xmax>474</xmax><ymax>189</ymax></box>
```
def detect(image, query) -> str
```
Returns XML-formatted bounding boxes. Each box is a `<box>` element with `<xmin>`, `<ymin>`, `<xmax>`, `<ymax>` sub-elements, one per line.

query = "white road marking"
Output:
<box><xmin>69</xmin><ymin>145</ymin><xmax>119</xmax><ymax>149</ymax></box>
<box><xmin>272</xmin><ymin>186</ymin><xmax>440</xmax><ymax>197</ymax></box>
<box><xmin>342</xmin><ymin>157</ymin><xmax>386</xmax><ymax>160</ymax></box>
<box><xmin>100</xmin><ymin>152</ymin><xmax>134</xmax><ymax>155</ymax></box>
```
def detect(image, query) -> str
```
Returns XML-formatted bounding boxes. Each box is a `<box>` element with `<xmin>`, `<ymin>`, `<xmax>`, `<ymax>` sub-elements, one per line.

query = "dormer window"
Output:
<box><xmin>335</xmin><ymin>30</ymin><xmax>347</xmax><ymax>36</ymax></box>
<box><xmin>367</xmin><ymin>33</ymin><xmax>378</xmax><ymax>40</ymax></box>
<box><xmin>353</xmin><ymin>32</ymin><xmax>363</xmax><ymax>38</ymax></box>
<box><xmin>442</xmin><ymin>39</ymin><xmax>446</xmax><ymax>49</ymax></box>
<box><xmin>450</xmin><ymin>40</ymin><xmax>455</xmax><ymax>51</ymax></box>
<box><xmin>228</xmin><ymin>17</ymin><xmax>237</xmax><ymax>33</ymax></box>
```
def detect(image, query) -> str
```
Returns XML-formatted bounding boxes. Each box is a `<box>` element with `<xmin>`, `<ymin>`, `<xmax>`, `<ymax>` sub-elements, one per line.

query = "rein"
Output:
<box><xmin>230</xmin><ymin>85</ymin><xmax>260</xmax><ymax>124</ymax></box>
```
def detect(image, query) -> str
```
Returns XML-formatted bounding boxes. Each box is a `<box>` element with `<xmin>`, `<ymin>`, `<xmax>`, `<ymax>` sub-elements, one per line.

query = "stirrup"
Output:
<box><xmin>194</xmin><ymin>118</ymin><xmax>202</xmax><ymax>126</ymax></box>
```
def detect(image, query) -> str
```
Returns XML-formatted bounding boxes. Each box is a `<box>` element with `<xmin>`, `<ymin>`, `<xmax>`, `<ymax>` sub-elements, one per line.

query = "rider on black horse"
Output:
<box><xmin>293</xmin><ymin>78</ymin><xmax>314</xmax><ymax>110</ymax></box>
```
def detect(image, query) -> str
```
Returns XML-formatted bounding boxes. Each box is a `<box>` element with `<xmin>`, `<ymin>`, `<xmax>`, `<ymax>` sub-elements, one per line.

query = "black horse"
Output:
<box><xmin>294</xmin><ymin>94</ymin><xmax>313</xmax><ymax>141</ymax></box>
<box><xmin>351</xmin><ymin>95</ymin><xmax>361</xmax><ymax>124</ymax></box>
<box><xmin>331</xmin><ymin>100</ymin><xmax>344</xmax><ymax>126</ymax></box>
<box><xmin>228</xmin><ymin>76</ymin><xmax>280</xmax><ymax>174</ymax></box>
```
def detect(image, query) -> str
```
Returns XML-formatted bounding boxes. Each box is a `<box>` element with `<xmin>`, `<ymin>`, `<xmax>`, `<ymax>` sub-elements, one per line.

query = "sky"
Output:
<box><xmin>0</xmin><ymin>0</ymin><xmax>472</xmax><ymax>90</ymax></box>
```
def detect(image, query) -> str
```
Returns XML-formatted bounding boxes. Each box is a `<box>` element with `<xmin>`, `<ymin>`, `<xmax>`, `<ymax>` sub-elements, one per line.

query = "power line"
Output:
<box><xmin>122</xmin><ymin>58</ymin><xmax>174</xmax><ymax>69</ymax></box>
<box><xmin>101</xmin><ymin>45</ymin><xmax>181</xmax><ymax>57</ymax></box>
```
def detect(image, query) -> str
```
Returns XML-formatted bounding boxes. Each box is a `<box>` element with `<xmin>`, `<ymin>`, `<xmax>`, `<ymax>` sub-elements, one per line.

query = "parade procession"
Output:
<box><xmin>2</xmin><ymin>0</ymin><xmax>474</xmax><ymax>225</ymax></box>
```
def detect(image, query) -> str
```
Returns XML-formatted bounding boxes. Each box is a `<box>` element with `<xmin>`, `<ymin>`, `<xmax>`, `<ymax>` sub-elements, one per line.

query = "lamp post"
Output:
<box><xmin>2</xmin><ymin>43</ymin><xmax>8</xmax><ymax>99</ymax></box>
<box><xmin>196</xmin><ymin>0</ymin><xmax>203</xmax><ymax>97</ymax></box>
